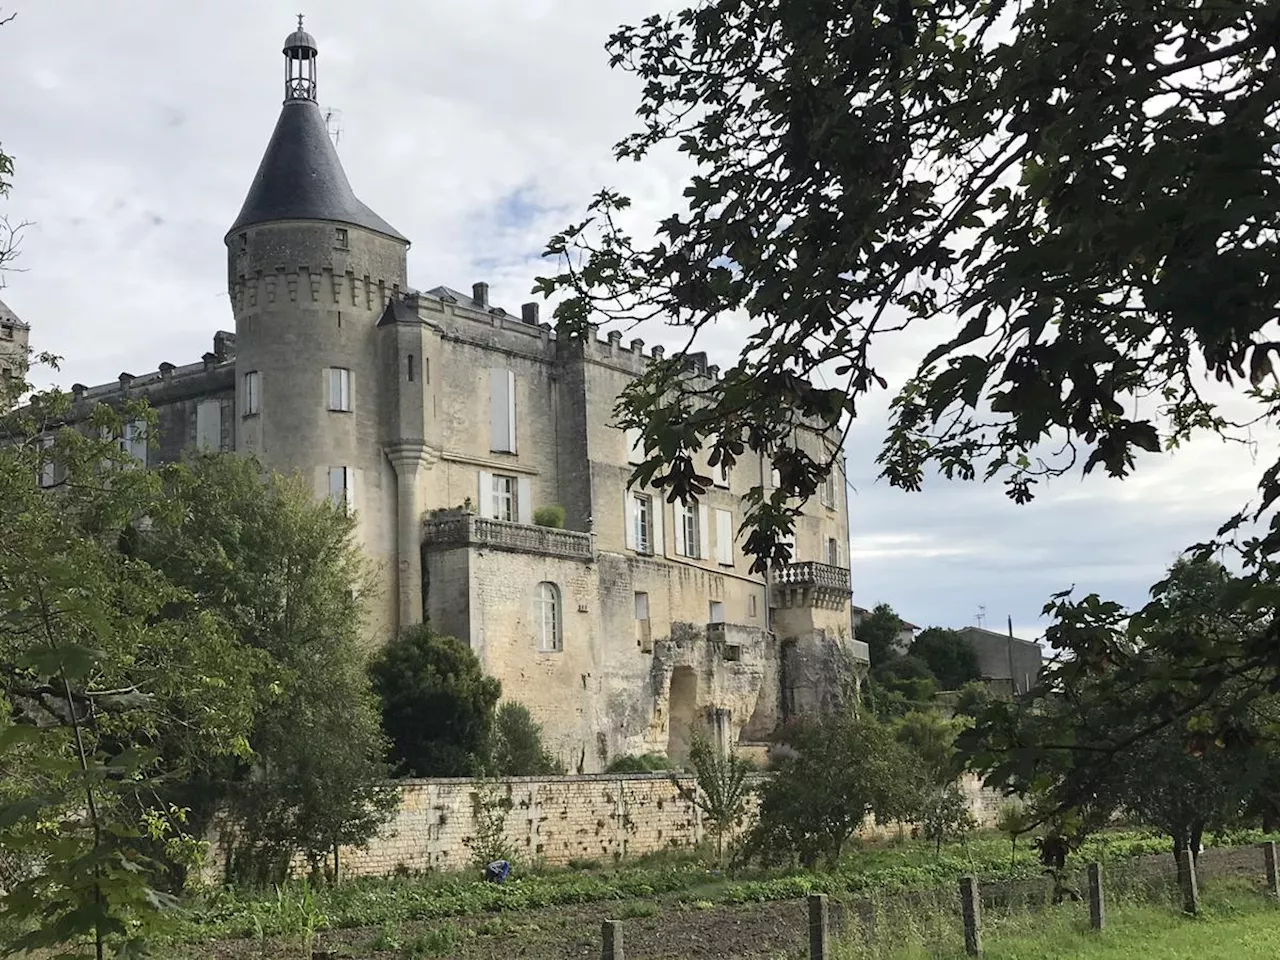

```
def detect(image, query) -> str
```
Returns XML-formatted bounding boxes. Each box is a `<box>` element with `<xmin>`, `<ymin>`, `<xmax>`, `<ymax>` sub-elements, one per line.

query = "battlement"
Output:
<box><xmin>230</xmin><ymin>264</ymin><xmax>404</xmax><ymax>315</ymax></box>
<box><xmin>68</xmin><ymin>331</ymin><xmax>236</xmax><ymax>404</ymax></box>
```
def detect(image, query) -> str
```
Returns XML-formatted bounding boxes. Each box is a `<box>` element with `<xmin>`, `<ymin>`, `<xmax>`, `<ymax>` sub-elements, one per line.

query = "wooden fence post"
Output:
<box><xmin>808</xmin><ymin>893</ymin><xmax>830</xmax><ymax>960</ymax></box>
<box><xmin>601</xmin><ymin>919</ymin><xmax>624</xmax><ymax>960</ymax></box>
<box><xmin>1264</xmin><ymin>842</ymin><xmax>1280</xmax><ymax>901</ymax></box>
<box><xmin>1177</xmin><ymin>852</ymin><xmax>1199</xmax><ymax>916</ymax></box>
<box><xmin>1087</xmin><ymin>862</ymin><xmax>1105</xmax><ymax>930</ymax></box>
<box><xmin>959</xmin><ymin>875</ymin><xmax>982</xmax><ymax>956</ymax></box>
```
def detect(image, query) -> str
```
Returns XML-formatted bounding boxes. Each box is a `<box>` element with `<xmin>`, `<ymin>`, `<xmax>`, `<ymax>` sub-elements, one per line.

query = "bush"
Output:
<box><xmin>606</xmin><ymin>753</ymin><xmax>671</xmax><ymax>773</ymax></box>
<box><xmin>491</xmin><ymin>703</ymin><xmax>564</xmax><ymax>776</ymax></box>
<box><xmin>370</xmin><ymin>626</ymin><xmax>502</xmax><ymax>777</ymax></box>
<box><xmin>532</xmin><ymin>505</ymin><xmax>565</xmax><ymax>528</ymax></box>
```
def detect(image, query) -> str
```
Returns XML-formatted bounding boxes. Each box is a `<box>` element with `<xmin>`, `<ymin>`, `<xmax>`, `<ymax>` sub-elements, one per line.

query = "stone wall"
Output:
<box><xmin>204</xmin><ymin>771</ymin><xmax>1007</xmax><ymax>883</ymax></box>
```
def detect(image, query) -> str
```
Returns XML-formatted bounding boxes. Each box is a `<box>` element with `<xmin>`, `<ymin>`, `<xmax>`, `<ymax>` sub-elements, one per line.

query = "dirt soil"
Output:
<box><xmin>185</xmin><ymin>844</ymin><xmax>1272</xmax><ymax>960</ymax></box>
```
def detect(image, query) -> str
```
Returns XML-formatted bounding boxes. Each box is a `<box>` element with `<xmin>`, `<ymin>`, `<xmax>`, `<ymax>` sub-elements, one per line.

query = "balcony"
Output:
<box><xmin>423</xmin><ymin>513</ymin><xmax>594</xmax><ymax>562</ymax></box>
<box><xmin>770</xmin><ymin>561</ymin><xmax>851</xmax><ymax>609</ymax></box>
<box><xmin>850</xmin><ymin>639</ymin><xmax>870</xmax><ymax>663</ymax></box>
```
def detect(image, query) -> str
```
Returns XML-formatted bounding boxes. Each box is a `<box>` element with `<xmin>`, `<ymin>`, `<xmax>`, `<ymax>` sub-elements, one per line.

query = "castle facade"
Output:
<box><xmin>21</xmin><ymin>24</ymin><xmax>865</xmax><ymax>772</ymax></box>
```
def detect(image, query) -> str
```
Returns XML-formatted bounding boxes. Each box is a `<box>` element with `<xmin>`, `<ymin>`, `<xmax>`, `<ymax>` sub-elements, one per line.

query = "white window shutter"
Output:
<box><xmin>652</xmin><ymin>500</ymin><xmax>665</xmax><ymax>555</ymax></box>
<box><xmin>346</xmin><ymin>467</ymin><xmax>356</xmax><ymax>515</ymax></box>
<box><xmin>625</xmin><ymin>427</ymin><xmax>643</xmax><ymax>464</ymax></box>
<box><xmin>625</xmin><ymin>495</ymin><xmax>638</xmax><ymax>551</ymax></box>
<box><xmin>674</xmin><ymin>504</ymin><xmax>686</xmax><ymax>557</ymax></box>
<box><xmin>698</xmin><ymin>505</ymin><xmax>710</xmax><ymax>560</ymax></box>
<box><xmin>517</xmin><ymin>477</ymin><xmax>533</xmax><ymax>524</ymax></box>
<box><xmin>489</xmin><ymin>369</ymin><xmax>508</xmax><ymax>452</ymax></box>
<box><xmin>477</xmin><ymin>470</ymin><xmax>494</xmax><ymax>518</ymax></box>
<box><xmin>716</xmin><ymin>509</ymin><xmax>733</xmax><ymax>565</ymax></box>
<box><xmin>506</xmin><ymin>369</ymin><xmax>517</xmax><ymax>452</ymax></box>
<box><xmin>196</xmin><ymin>400</ymin><xmax>220</xmax><ymax>450</ymax></box>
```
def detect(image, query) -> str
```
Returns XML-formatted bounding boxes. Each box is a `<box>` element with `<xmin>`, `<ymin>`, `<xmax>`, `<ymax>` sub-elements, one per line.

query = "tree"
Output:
<box><xmin>909</xmin><ymin>628</ymin><xmax>981</xmax><ymax>692</ymax></box>
<box><xmin>371</xmin><ymin>626</ymin><xmax>501</xmax><ymax>778</ymax></box>
<box><xmin>856</xmin><ymin>602</ymin><xmax>905</xmax><ymax>666</ymax></box>
<box><xmin>538</xmin><ymin>2</ymin><xmax>1280</xmax><ymax>752</ymax></box>
<box><xmin>0</xmin><ymin>379</ymin><xmax>257</xmax><ymax>956</ymax></box>
<box><xmin>491</xmin><ymin>702</ymin><xmax>563</xmax><ymax>776</ymax></box>
<box><xmin>140</xmin><ymin>453</ymin><xmax>395</xmax><ymax>886</ymax></box>
<box><xmin>669</xmin><ymin>733</ymin><xmax>754</xmax><ymax>866</ymax></box>
<box><xmin>747</xmin><ymin>712</ymin><xmax>921</xmax><ymax>869</ymax></box>
<box><xmin>893</xmin><ymin>710</ymin><xmax>976</xmax><ymax>853</ymax></box>
<box><xmin>868</xmin><ymin>654</ymin><xmax>937</xmax><ymax>715</ymax></box>
<box><xmin>962</xmin><ymin>558</ymin><xmax>1269</xmax><ymax>861</ymax></box>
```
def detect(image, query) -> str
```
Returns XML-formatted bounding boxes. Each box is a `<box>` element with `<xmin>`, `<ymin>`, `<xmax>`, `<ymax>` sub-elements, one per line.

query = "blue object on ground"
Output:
<box><xmin>485</xmin><ymin>860</ymin><xmax>511</xmax><ymax>883</ymax></box>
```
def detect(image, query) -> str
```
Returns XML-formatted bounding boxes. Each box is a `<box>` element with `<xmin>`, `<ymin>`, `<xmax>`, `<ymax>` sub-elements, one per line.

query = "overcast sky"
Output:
<box><xmin>0</xmin><ymin>1</ymin><xmax>1271</xmax><ymax>642</ymax></box>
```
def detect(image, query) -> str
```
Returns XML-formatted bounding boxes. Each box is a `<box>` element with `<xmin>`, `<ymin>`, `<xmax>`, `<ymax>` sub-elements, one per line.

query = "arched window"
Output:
<box><xmin>535</xmin><ymin>582</ymin><xmax>562</xmax><ymax>652</ymax></box>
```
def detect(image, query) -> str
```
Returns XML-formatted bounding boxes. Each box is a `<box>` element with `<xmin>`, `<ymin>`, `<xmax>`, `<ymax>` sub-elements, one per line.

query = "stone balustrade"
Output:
<box><xmin>423</xmin><ymin>511</ymin><xmax>594</xmax><ymax>562</ymax></box>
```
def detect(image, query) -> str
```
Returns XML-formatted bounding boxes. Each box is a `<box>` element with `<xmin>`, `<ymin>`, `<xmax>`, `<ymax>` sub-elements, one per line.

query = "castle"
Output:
<box><xmin>14</xmin><ymin>23</ymin><xmax>865</xmax><ymax>773</ymax></box>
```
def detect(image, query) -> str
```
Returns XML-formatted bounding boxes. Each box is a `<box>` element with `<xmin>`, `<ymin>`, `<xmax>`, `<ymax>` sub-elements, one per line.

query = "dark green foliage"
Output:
<box><xmin>748</xmin><ymin>713</ymin><xmax>921</xmax><ymax>869</ymax></box>
<box><xmin>952</xmin><ymin>681</ymin><xmax>994</xmax><ymax>720</ymax></box>
<box><xmin>909</xmin><ymin>628</ymin><xmax>981</xmax><ymax>692</ymax></box>
<box><xmin>491</xmin><ymin>702</ymin><xmax>563</xmax><ymax>776</ymax></box>
<box><xmin>371</xmin><ymin>626</ymin><xmax>501</xmax><ymax>778</ymax></box>
<box><xmin>605</xmin><ymin>753</ymin><xmax>671</xmax><ymax>773</ymax></box>
<box><xmin>532</xmin><ymin>505</ymin><xmax>565</xmax><ymax>529</ymax></box>
<box><xmin>856</xmin><ymin>603</ymin><xmax>905</xmax><ymax>667</ymax></box>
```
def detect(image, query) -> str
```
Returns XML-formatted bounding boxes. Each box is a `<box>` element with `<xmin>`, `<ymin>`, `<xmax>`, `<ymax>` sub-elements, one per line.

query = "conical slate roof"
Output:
<box><xmin>226</xmin><ymin>98</ymin><xmax>407</xmax><ymax>242</ymax></box>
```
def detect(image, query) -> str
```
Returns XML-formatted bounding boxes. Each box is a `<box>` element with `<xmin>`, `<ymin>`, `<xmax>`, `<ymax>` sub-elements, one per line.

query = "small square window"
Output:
<box><xmin>335</xmin><ymin>227</ymin><xmax>349</xmax><ymax>249</ymax></box>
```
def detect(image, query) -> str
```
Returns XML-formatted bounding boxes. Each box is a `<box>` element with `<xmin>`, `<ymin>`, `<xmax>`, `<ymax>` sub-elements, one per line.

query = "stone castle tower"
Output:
<box><xmin>32</xmin><ymin>21</ymin><xmax>866</xmax><ymax>772</ymax></box>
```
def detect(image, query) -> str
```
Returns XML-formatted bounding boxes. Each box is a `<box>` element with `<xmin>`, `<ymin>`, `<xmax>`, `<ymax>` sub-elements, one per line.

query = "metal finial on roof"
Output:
<box><xmin>297</xmin><ymin>13</ymin><xmax>304</xmax><ymax>31</ymax></box>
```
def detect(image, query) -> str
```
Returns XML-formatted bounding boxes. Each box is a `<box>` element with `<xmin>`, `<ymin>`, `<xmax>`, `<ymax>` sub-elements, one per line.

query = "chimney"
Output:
<box><xmin>630</xmin><ymin>339</ymin><xmax>645</xmax><ymax>354</ymax></box>
<box><xmin>607</xmin><ymin>330</ymin><xmax>622</xmax><ymax>355</ymax></box>
<box><xmin>159</xmin><ymin>362</ymin><xmax>176</xmax><ymax>381</ymax></box>
<box><xmin>213</xmin><ymin>330</ymin><xmax>236</xmax><ymax>360</ymax></box>
<box><xmin>71</xmin><ymin>383</ymin><xmax>87</xmax><ymax>402</ymax></box>
<box><xmin>118</xmin><ymin>372</ymin><xmax>134</xmax><ymax>390</ymax></box>
<box><xmin>521</xmin><ymin>302</ymin><xmax>540</xmax><ymax>325</ymax></box>
<box><xmin>472</xmin><ymin>282</ymin><xmax>489</xmax><ymax>309</ymax></box>
<box><xmin>202</xmin><ymin>352</ymin><xmax>217</xmax><ymax>372</ymax></box>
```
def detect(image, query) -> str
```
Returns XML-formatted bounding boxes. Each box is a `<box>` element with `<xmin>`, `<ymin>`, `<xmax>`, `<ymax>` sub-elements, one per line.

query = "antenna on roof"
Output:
<box><xmin>323</xmin><ymin>106</ymin><xmax>343</xmax><ymax>145</ymax></box>
<box><xmin>975</xmin><ymin>604</ymin><xmax>986</xmax><ymax>629</ymax></box>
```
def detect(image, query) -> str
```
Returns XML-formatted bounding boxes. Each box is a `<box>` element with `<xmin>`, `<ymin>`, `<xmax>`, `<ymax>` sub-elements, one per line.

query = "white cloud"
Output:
<box><xmin>0</xmin><ymin>0</ymin><xmax>1272</xmax><ymax>641</ymax></box>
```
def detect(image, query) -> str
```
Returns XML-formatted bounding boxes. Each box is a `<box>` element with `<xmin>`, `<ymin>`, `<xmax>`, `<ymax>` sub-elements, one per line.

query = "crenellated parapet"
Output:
<box><xmin>231</xmin><ymin>265</ymin><xmax>402</xmax><ymax>315</ymax></box>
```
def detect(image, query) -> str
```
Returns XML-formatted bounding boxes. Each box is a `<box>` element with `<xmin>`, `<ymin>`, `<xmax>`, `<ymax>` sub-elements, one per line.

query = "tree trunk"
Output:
<box><xmin>1190</xmin><ymin>821</ymin><xmax>1204</xmax><ymax>865</ymax></box>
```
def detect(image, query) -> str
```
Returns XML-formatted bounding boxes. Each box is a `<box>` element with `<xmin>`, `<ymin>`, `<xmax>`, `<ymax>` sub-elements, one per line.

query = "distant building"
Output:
<box><xmin>957</xmin><ymin>626</ymin><xmax>1042</xmax><ymax>695</ymax></box>
<box><xmin>0</xmin><ymin>297</ymin><xmax>30</xmax><ymax>405</ymax></box>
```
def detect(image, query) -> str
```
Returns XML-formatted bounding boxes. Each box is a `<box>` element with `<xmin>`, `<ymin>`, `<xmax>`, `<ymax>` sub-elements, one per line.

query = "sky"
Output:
<box><xmin>0</xmin><ymin>1</ymin><xmax>1272</xmax><ymax>643</ymax></box>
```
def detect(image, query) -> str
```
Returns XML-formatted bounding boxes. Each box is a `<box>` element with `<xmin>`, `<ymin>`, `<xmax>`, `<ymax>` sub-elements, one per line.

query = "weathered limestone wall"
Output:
<box><xmin>203</xmin><ymin>771</ymin><xmax>1006</xmax><ymax>883</ymax></box>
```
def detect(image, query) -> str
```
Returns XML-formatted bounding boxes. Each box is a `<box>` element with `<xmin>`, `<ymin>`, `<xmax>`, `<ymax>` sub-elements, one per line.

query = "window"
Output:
<box><xmin>748</xmin><ymin>594</ymin><xmax>758</xmax><ymax>619</ymax></box>
<box><xmin>715</xmin><ymin>460</ymin><xmax>730</xmax><ymax>488</ymax></box>
<box><xmin>243</xmin><ymin>370</ymin><xmax>260</xmax><ymax>415</ymax></box>
<box><xmin>328</xmin><ymin>367</ymin><xmax>352</xmax><ymax>412</ymax></box>
<box><xmin>122</xmin><ymin>420</ymin><xmax>147</xmax><ymax>465</ymax></box>
<box><xmin>335</xmin><ymin>227</ymin><xmax>349</xmax><ymax>249</ymax></box>
<box><xmin>492</xmin><ymin>473</ymin><xmax>516</xmax><ymax>521</ymax></box>
<box><xmin>633</xmin><ymin>493</ymin><xmax>652</xmax><ymax>553</ymax></box>
<box><xmin>407</xmin><ymin>354</ymin><xmax>415</xmax><ymax>382</ymax></box>
<box><xmin>770</xmin><ymin>465</ymin><xmax>781</xmax><ymax>489</ymax></box>
<box><xmin>489</xmin><ymin>368</ymin><xmax>517</xmax><ymax>452</ymax></box>
<box><xmin>1</xmin><ymin>323</ymin><xmax>12</xmax><ymax>340</ymax></box>
<box><xmin>238</xmin><ymin>232</ymin><xmax>248</xmax><ymax>251</ymax></box>
<box><xmin>822</xmin><ymin>470</ymin><xmax>837</xmax><ymax>508</ymax></box>
<box><xmin>536</xmin><ymin>582</ymin><xmax>562</xmax><ymax>652</ymax></box>
<box><xmin>715</xmin><ymin>508</ymin><xmax>734</xmax><ymax>566</ymax></box>
<box><xmin>328</xmin><ymin>466</ymin><xmax>354</xmax><ymax>514</ymax></box>
<box><xmin>676</xmin><ymin>502</ymin><xmax>704</xmax><ymax>559</ymax></box>
<box><xmin>38</xmin><ymin>436</ymin><xmax>55</xmax><ymax>488</ymax></box>
<box><xmin>195</xmin><ymin>399</ymin><xmax>221</xmax><ymax>451</ymax></box>
<box><xmin>827</xmin><ymin>537</ymin><xmax>841</xmax><ymax>567</ymax></box>
<box><xmin>708</xmin><ymin>600</ymin><xmax>725</xmax><ymax>624</ymax></box>
<box><xmin>634</xmin><ymin>592</ymin><xmax>652</xmax><ymax>652</ymax></box>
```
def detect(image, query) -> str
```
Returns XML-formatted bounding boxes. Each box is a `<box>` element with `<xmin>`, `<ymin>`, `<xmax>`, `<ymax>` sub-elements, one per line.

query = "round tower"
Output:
<box><xmin>227</xmin><ymin>19</ymin><xmax>409</xmax><ymax>639</ymax></box>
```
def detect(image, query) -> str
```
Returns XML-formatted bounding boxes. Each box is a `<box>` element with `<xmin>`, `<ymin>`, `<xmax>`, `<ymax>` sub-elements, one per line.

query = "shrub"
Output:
<box><xmin>606</xmin><ymin>753</ymin><xmax>671</xmax><ymax>773</ymax></box>
<box><xmin>491</xmin><ymin>703</ymin><xmax>564</xmax><ymax>776</ymax></box>
<box><xmin>532</xmin><ymin>505</ymin><xmax>565</xmax><ymax>528</ymax></box>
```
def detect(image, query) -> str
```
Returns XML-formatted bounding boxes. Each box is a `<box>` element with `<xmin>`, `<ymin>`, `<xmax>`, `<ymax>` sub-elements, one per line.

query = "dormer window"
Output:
<box><xmin>335</xmin><ymin>227</ymin><xmax>349</xmax><ymax>250</ymax></box>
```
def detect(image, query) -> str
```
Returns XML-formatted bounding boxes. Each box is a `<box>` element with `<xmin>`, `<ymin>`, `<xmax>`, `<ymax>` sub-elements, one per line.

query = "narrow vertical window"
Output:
<box><xmin>243</xmin><ymin>370</ymin><xmax>260</xmax><ymax>415</ymax></box>
<box><xmin>748</xmin><ymin>594</ymin><xmax>758</xmax><ymax>619</ymax></box>
<box><xmin>38</xmin><ymin>436</ymin><xmax>55</xmax><ymax>488</ymax></box>
<box><xmin>328</xmin><ymin>466</ymin><xmax>354</xmax><ymax>514</ymax></box>
<box><xmin>407</xmin><ymin>354</ymin><xmax>415</xmax><ymax>382</ymax></box>
<box><xmin>708</xmin><ymin>600</ymin><xmax>725</xmax><ymax>624</ymax></box>
<box><xmin>822</xmin><ymin>470</ymin><xmax>837</xmax><ymax>508</ymax></box>
<box><xmin>634</xmin><ymin>591</ymin><xmax>652</xmax><ymax>652</ymax></box>
<box><xmin>827</xmin><ymin>537</ymin><xmax>841</xmax><ymax>567</ymax></box>
<box><xmin>678</xmin><ymin>503</ymin><xmax>701</xmax><ymax>559</ymax></box>
<box><xmin>196</xmin><ymin>399</ymin><xmax>221</xmax><ymax>451</ymax></box>
<box><xmin>536</xmin><ymin>582</ymin><xmax>562</xmax><ymax>652</ymax></box>
<box><xmin>122</xmin><ymin>420</ymin><xmax>147</xmax><ymax>466</ymax></box>
<box><xmin>634</xmin><ymin>494</ymin><xmax>652</xmax><ymax>553</ymax></box>
<box><xmin>335</xmin><ymin>227</ymin><xmax>349</xmax><ymax>249</ymax></box>
<box><xmin>715</xmin><ymin>508</ymin><xmax>733</xmax><ymax>566</ymax></box>
<box><xmin>625</xmin><ymin>426</ymin><xmax>644</xmax><ymax>464</ymax></box>
<box><xmin>715</xmin><ymin>460</ymin><xmax>730</xmax><ymax>488</ymax></box>
<box><xmin>328</xmin><ymin>367</ymin><xmax>352</xmax><ymax>411</ymax></box>
<box><xmin>489</xmin><ymin>368</ymin><xmax>516</xmax><ymax>452</ymax></box>
<box><xmin>491</xmin><ymin>474</ymin><xmax>516</xmax><ymax>521</ymax></box>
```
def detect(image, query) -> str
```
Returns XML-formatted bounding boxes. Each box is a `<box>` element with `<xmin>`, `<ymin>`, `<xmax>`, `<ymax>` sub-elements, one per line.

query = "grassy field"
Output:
<box><xmin>834</xmin><ymin>876</ymin><xmax>1280</xmax><ymax>960</ymax></box>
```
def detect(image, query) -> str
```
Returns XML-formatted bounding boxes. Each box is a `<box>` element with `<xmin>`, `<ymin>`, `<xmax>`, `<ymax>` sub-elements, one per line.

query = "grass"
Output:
<box><xmin>832</xmin><ymin>876</ymin><xmax>1280</xmax><ymax>959</ymax></box>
